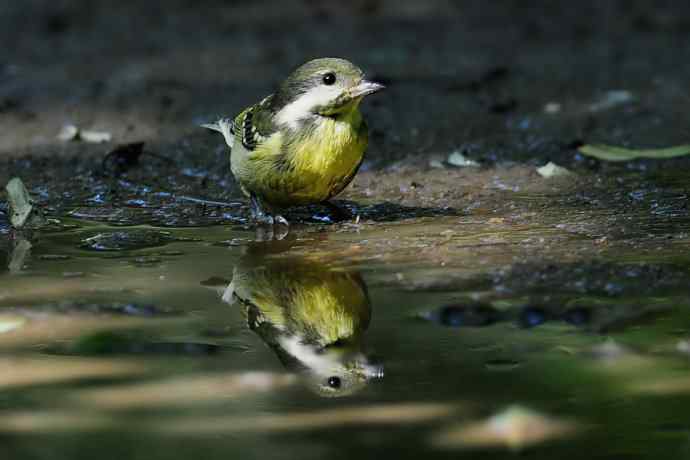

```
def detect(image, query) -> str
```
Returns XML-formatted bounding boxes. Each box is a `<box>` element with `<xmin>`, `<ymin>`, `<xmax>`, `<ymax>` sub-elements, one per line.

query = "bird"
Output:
<box><xmin>219</xmin><ymin>245</ymin><xmax>383</xmax><ymax>397</ymax></box>
<box><xmin>201</xmin><ymin>58</ymin><xmax>384</xmax><ymax>226</ymax></box>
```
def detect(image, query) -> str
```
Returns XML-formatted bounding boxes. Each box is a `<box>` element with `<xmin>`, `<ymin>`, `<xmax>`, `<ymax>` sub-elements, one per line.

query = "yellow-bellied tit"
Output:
<box><xmin>220</xmin><ymin>251</ymin><xmax>383</xmax><ymax>397</ymax></box>
<box><xmin>202</xmin><ymin>58</ymin><xmax>384</xmax><ymax>226</ymax></box>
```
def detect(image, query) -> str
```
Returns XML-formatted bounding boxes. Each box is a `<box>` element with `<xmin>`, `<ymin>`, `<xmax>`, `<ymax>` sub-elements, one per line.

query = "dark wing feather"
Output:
<box><xmin>233</xmin><ymin>95</ymin><xmax>277</xmax><ymax>151</ymax></box>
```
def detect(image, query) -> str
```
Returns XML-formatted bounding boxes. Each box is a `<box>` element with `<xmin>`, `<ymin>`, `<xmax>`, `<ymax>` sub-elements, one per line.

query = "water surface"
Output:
<box><xmin>2</xmin><ymin>209</ymin><xmax>690</xmax><ymax>459</ymax></box>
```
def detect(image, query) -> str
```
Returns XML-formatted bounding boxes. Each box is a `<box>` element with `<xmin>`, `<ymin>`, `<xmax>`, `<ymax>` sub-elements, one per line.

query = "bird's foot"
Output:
<box><xmin>253</xmin><ymin>211</ymin><xmax>289</xmax><ymax>227</ymax></box>
<box><xmin>250</xmin><ymin>193</ymin><xmax>288</xmax><ymax>226</ymax></box>
<box><xmin>250</xmin><ymin>195</ymin><xmax>289</xmax><ymax>239</ymax></box>
<box><xmin>255</xmin><ymin>223</ymin><xmax>289</xmax><ymax>241</ymax></box>
<box><xmin>254</xmin><ymin>213</ymin><xmax>275</xmax><ymax>226</ymax></box>
<box><xmin>252</xmin><ymin>210</ymin><xmax>289</xmax><ymax>241</ymax></box>
<box><xmin>274</xmin><ymin>215</ymin><xmax>289</xmax><ymax>227</ymax></box>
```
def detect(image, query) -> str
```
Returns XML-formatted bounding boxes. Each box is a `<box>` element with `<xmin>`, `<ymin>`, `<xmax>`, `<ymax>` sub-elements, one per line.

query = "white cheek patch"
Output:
<box><xmin>278</xmin><ymin>335</ymin><xmax>343</xmax><ymax>376</ymax></box>
<box><xmin>276</xmin><ymin>85</ymin><xmax>341</xmax><ymax>129</ymax></box>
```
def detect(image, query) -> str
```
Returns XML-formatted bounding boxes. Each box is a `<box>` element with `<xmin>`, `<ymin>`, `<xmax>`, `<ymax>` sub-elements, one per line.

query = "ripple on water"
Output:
<box><xmin>419</xmin><ymin>305</ymin><xmax>501</xmax><ymax>328</ymax></box>
<box><xmin>80</xmin><ymin>230</ymin><xmax>175</xmax><ymax>251</ymax></box>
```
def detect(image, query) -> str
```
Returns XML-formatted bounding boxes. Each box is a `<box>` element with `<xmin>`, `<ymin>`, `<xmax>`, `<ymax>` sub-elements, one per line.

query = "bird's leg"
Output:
<box><xmin>250</xmin><ymin>193</ymin><xmax>274</xmax><ymax>225</ymax></box>
<box><xmin>250</xmin><ymin>193</ymin><xmax>289</xmax><ymax>227</ymax></box>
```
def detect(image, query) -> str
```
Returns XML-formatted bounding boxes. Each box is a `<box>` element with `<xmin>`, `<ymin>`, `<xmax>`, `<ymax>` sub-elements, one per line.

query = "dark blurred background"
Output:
<box><xmin>2</xmin><ymin>0</ymin><xmax>690</xmax><ymax>168</ymax></box>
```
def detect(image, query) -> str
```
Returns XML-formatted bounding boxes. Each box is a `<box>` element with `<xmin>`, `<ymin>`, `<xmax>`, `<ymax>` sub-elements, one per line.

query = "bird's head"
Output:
<box><xmin>274</xmin><ymin>58</ymin><xmax>384</xmax><ymax>127</ymax></box>
<box><xmin>304</xmin><ymin>353</ymin><xmax>384</xmax><ymax>398</ymax></box>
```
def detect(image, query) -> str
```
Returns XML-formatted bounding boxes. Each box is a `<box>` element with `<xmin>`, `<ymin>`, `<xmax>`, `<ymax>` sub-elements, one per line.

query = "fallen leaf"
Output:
<box><xmin>537</xmin><ymin>162</ymin><xmax>571</xmax><ymax>178</ymax></box>
<box><xmin>432</xmin><ymin>405</ymin><xmax>580</xmax><ymax>451</ymax></box>
<box><xmin>588</xmin><ymin>90</ymin><xmax>634</xmax><ymax>112</ymax></box>
<box><xmin>579</xmin><ymin>144</ymin><xmax>690</xmax><ymax>162</ymax></box>
<box><xmin>543</xmin><ymin>102</ymin><xmax>561</xmax><ymax>114</ymax></box>
<box><xmin>5</xmin><ymin>177</ymin><xmax>33</xmax><ymax>228</ymax></box>
<box><xmin>57</xmin><ymin>124</ymin><xmax>111</xmax><ymax>143</ymax></box>
<box><xmin>80</xmin><ymin>129</ymin><xmax>112</xmax><ymax>143</ymax></box>
<box><xmin>56</xmin><ymin>124</ymin><xmax>79</xmax><ymax>141</ymax></box>
<box><xmin>447</xmin><ymin>151</ymin><xmax>480</xmax><ymax>168</ymax></box>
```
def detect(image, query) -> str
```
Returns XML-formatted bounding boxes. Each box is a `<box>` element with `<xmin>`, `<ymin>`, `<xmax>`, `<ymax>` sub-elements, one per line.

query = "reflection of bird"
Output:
<box><xmin>202</xmin><ymin>58</ymin><xmax>384</xmax><ymax>226</ymax></box>
<box><xmin>222</xmin><ymin>254</ymin><xmax>382</xmax><ymax>397</ymax></box>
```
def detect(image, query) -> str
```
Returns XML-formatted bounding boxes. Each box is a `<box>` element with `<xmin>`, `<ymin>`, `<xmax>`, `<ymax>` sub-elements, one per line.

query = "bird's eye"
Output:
<box><xmin>327</xmin><ymin>376</ymin><xmax>342</xmax><ymax>389</ymax></box>
<box><xmin>322</xmin><ymin>73</ymin><xmax>336</xmax><ymax>86</ymax></box>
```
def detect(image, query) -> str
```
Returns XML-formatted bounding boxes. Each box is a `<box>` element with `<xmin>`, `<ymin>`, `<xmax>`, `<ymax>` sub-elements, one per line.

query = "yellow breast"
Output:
<box><xmin>256</xmin><ymin>111</ymin><xmax>367</xmax><ymax>206</ymax></box>
<box><xmin>231</xmin><ymin>108</ymin><xmax>368</xmax><ymax>207</ymax></box>
<box><xmin>294</xmin><ymin>112</ymin><xmax>365</xmax><ymax>185</ymax></box>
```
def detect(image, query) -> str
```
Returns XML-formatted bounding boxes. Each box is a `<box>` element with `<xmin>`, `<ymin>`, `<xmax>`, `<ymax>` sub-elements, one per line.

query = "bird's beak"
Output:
<box><xmin>349</xmin><ymin>80</ymin><xmax>386</xmax><ymax>98</ymax></box>
<box><xmin>361</xmin><ymin>363</ymin><xmax>385</xmax><ymax>379</ymax></box>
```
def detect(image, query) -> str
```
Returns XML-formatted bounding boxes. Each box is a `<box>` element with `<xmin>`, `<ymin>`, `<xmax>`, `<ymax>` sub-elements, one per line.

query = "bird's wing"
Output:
<box><xmin>233</xmin><ymin>95</ymin><xmax>277</xmax><ymax>152</ymax></box>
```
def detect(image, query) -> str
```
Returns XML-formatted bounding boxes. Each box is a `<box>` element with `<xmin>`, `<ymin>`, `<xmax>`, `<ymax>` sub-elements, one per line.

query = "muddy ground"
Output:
<box><xmin>1</xmin><ymin>5</ymin><xmax>688</xmax><ymax>194</ymax></box>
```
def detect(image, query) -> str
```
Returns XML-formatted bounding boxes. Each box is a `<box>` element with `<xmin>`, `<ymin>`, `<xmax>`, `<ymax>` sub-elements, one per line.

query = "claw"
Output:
<box><xmin>250</xmin><ymin>193</ymin><xmax>292</xmax><ymax>230</ymax></box>
<box><xmin>274</xmin><ymin>215</ymin><xmax>289</xmax><ymax>227</ymax></box>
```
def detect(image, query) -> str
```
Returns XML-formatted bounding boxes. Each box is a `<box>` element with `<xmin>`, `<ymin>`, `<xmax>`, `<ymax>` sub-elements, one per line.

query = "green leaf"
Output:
<box><xmin>579</xmin><ymin>144</ymin><xmax>690</xmax><ymax>162</ymax></box>
<box><xmin>6</xmin><ymin>177</ymin><xmax>33</xmax><ymax>228</ymax></box>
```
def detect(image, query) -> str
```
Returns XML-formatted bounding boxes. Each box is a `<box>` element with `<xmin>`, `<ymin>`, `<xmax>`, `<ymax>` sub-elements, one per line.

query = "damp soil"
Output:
<box><xmin>1</xmin><ymin>1</ymin><xmax>690</xmax><ymax>460</ymax></box>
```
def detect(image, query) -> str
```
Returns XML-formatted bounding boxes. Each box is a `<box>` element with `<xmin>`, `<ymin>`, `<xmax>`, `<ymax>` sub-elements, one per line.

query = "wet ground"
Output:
<box><xmin>2</xmin><ymin>1</ymin><xmax>690</xmax><ymax>459</ymax></box>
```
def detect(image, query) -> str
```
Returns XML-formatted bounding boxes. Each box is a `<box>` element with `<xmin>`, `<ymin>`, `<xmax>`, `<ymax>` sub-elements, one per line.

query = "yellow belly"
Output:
<box><xmin>235</xmin><ymin>111</ymin><xmax>367</xmax><ymax>207</ymax></box>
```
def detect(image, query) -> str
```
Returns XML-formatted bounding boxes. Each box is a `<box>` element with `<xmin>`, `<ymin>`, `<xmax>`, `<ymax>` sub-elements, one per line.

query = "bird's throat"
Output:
<box><xmin>289</xmin><ymin>109</ymin><xmax>365</xmax><ymax>174</ymax></box>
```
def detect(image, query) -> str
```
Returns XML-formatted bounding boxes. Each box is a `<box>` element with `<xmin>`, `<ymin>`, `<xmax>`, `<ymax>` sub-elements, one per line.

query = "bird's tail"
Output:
<box><xmin>200</xmin><ymin>118</ymin><xmax>234</xmax><ymax>148</ymax></box>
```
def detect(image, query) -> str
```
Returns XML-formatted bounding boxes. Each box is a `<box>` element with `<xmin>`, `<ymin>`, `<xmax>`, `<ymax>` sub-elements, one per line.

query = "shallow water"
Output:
<box><xmin>2</xmin><ymin>208</ymin><xmax>690</xmax><ymax>460</ymax></box>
